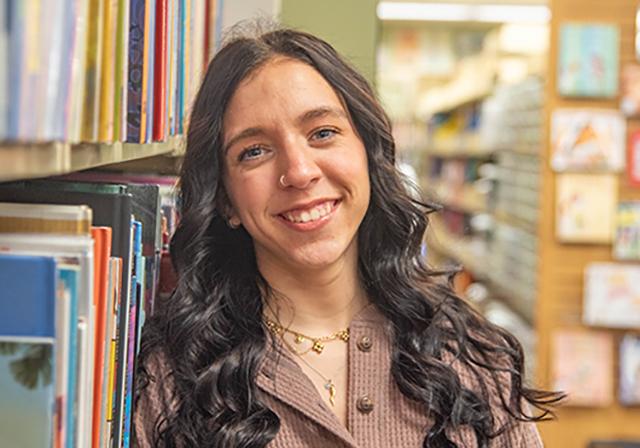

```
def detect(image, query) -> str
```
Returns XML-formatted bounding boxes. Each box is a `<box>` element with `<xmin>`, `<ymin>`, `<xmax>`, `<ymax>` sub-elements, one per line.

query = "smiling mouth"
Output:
<box><xmin>280</xmin><ymin>200</ymin><xmax>340</xmax><ymax>224</ymax></box>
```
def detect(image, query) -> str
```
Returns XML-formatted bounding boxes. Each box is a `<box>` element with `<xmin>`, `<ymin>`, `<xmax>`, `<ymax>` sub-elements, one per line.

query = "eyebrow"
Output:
<box><xmin>223</xmin><ymin>106</ymin><xmax>348</xmax><ymax>154</ymax></box>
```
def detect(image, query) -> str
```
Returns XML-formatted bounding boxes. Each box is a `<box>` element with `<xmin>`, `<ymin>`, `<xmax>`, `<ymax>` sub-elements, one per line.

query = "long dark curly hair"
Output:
<box><xmin>135</xmin><ymin>25</ymin><xmax>562</xmax><ymax>447</ymax></box>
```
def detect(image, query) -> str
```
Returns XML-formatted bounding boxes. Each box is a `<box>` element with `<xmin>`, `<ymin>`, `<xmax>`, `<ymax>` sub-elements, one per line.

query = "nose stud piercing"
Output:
<box><xmin>279</xmin><ymin>175</ymin><xmax>288</xmax><ymax>187</ymax></box>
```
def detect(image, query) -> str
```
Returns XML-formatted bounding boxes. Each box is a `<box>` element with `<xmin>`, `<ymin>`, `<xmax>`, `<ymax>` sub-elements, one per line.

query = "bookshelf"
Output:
<box><xmin>1</xmin><ymin>135</ymin><xmax>183</xmax><ymax>182</ymax></box>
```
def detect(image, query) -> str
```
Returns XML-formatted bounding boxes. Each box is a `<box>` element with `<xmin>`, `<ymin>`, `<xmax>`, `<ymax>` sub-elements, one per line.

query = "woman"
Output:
<box><xmin>134</xmin><ymin>26</ymin><xmax>562</xmax><ymax>447</ymax></box>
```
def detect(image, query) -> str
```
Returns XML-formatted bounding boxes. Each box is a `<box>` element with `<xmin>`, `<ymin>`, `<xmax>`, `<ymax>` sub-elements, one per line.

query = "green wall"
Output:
<box><xmin>279</xmin><ymin>0</ymin><xmax>379</xmax><ymax>84</ymax></box>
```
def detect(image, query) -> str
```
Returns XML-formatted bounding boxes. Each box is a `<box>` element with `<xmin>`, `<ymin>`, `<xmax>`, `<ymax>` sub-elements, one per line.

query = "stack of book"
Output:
<box><xmin>0</xmin><ymin>175</ymin><xmax>179</xmax><ymax>448</ymax></box>
<box><xmin>0</xmin><ymin>0</ymin><xmax>223</xmax><ymax>144</ymax></box>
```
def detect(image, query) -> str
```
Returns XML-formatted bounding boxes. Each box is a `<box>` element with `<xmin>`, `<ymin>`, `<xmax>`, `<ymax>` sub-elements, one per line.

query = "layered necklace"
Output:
<box><xmin>265</xmin><ymin>318</ymin><xmax>349</xmax><ymax>406</ymax></box>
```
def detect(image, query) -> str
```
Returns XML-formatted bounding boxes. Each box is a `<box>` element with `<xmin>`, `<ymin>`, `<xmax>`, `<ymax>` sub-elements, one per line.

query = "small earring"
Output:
<box><xmin>228</xmin><ymin>216</ymin><xmax>241</xmax><ymax>229</ymax></box>
<box><xmin>279</xmin><ymin>175</ymin><xmax>288</xmax><ymax>188</ymax></box>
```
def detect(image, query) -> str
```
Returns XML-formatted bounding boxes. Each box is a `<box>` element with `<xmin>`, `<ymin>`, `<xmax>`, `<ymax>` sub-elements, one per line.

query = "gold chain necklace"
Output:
<box><xmin>264</xmin><ymin>318</ymin><xmax>350</xmax><ymax>355</ymax></box>
<box><xmin>264</xmin><ymin>319</ymin><xmax>347</xmax><ymax>406</ymax></box>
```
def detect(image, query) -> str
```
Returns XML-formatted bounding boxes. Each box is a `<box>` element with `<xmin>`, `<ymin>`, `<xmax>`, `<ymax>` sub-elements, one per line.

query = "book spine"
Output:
<box><xmin>80</xmin><ymin>0</ymin><xmax>105</xmax><ymax>142</ymax></box>
<box><xmin>98</xmin><ymin>0</ymin><xmax>118</xmax><ymax>142</ymax></box>
<box><xmin>152</xmin><ymin>0</ymin><xmax>167</xmax><ymax>142</ymax></box>
<box><xmin>113</xmin><ymin>0</ymin><xmax>130</xmax><ymax>142</ymax></box>
<box><xmin>67</xmin><ymin>0</ymin><xmax>90</xmax><ymax>143</ymax></box>
<box><xmin>143</xmin><ymin>0</ymin><xmax>156</xmax><ymax>143</ymax></box>
<box><xmin>126</xmin><ymin>0</ymin><xmax>145</xmax><ymax>142</ymax></box>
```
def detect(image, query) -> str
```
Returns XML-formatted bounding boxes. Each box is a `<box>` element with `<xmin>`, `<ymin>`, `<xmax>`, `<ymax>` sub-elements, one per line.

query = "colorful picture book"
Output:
<box><xmin>584</xmin><ymin>263</ymin><xmax>640</xmax><ymax>328</ymax></box>
<box><xmin>558</xmin><ymin>23</ymin><xmax>619</xmax><ymax>98</ymax></box>
<box><xmin>552</xmin><ymin>330</ymin><xmax>614</xmax><ymax>407</ymax></box>
<box><xmin>551</xmin><ymin>109</ymin><xmax>626</xmax><ymax>172</ymax></box>
<box><xmin>555</xmin><ymin>173</ymin><xmax>617</xmax><ymax>243</ymax></box>
<box><xmin>620</xmin><ymin>334</ymin><xmax>640</xmax><ymax>406</ymax></box>
<box><xmin>614</xmin><ymin>202</ymin><xmax>640</xmax><ymax>260</ymax></box>
<box><xmin>0</xmin><ymin>254</ymin><xmax>57</xmax><ymax>447</ymax></box>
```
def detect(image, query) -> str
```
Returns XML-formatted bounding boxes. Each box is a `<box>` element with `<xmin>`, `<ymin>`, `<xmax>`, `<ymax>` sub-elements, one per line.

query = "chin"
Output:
<box><xmin>288</xmin><ymin>240</ymin><xmax>354</xmax><ymax>270</ymax></box>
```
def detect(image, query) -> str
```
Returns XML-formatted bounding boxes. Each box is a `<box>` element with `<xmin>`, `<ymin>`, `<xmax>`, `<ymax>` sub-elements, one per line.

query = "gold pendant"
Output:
<box><xmin>294</xmin><ymin>335</ymin><xmax>305</xmax><ymax>344</ymax></box>
<box><xmin>337</xmin><ymin>330</ymin><xmax>349</xmax><ymax>342</ymax></box>
<box><xmin>312</xmin><ymin>340</ymin><xmax>324</xmax><ymax>353</ymax></box>
<box><xmin>325</xmin><ymin>380</ymin><xmax>336</xmax><ymax>406</ymax></box>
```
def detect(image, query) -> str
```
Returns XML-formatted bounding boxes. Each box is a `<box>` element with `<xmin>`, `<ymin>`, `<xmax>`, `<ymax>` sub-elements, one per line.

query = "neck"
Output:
<box><xmin>257</xmin><ymin>247</ymin><xmax>368</xmax><ymax>334</ymax></box>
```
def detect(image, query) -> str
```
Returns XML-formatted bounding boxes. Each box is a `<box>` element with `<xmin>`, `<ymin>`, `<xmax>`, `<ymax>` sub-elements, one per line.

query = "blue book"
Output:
<box><xmin>0</xmin><ymin>254</ymin><xmax>57</xmax><ymax>447</ymax></box>
<box><xmin>6</xmin><ymin>0</ymin><xmax>25</xmax><ymax>139</ymax></box>
<box><xmin>59</xmin><ymin>267</ymin><xmax>79</xmax><ymax>448</ymax></box>
<box><xmin>0</xmin><ymin>254</ymin><xmax>56</xmax><ymax>338</ymax></box>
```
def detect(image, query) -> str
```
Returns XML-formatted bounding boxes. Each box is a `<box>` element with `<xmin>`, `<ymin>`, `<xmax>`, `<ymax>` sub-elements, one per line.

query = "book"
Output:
<box><xmin>0</xmin><ymin>202</ymin><xmax>92</xmax><ymax>234</ymax></box>
<box><xmin>584</xmin><ymin>263</ymin><xmax>640</xmax><ymax>329</ymax></box>
<box><xmin>551</xmin><ymin>109</ymin><xmax>626</xmax><ymax>172</ymax></box>
<box><xmin>143</xmin><ymin>0</ymin><xmax>156</xmax><ymax>142</ymax></box>
<box><xmin>102</xmin><ymin>256</ymin><xmax>122</xmax><ymax>448</ymax></box>
<box><xmin>0</xmin><ymin>254</ymin><xmax>57</xmax><ymax>447</ymax></box>
<box><xmin>153</xmin><ymin>0</ymin><xmax>168</xmax><ymax>141</ymax></box>
<box><xmin>620</xmin><ymin>334</ymin><xmax>640</xmax><ymax>405</ymax></box>
<box><xmin>126</xmin><ymin>0</ymin><xmax>147</xmax><ymax>142</ymax></box>
<box><xmin>113</xmin><ymin>0</ymin><xmax>130</xmax><ymax>142</ymax></box>
<box><xmin>81</xmin><ymin>0</ymin><xmax>106</xmax><ymax>142</ymax></box>
<box><xmin>613</xmin><ymin>202</ymin><xmax>640</xmax><ymax>260</ymax></box>
<box><xmin>91</xmin><ymin>227</ymin><xmax>112</xmax><ymax>448</ymax></box>
<box><xmin>66</xmin><ymin>0</ymin><xmax>90</xmax><ymax>143</ymax></box>
<box><xmin>552</xmin><ymin>329</ymin><xmax>614</xmax><ymax>406</ymax></box>
<box><xmin>98</xmin><ymin>0</ymin><xmax>118</xmax><ymax>142</ymax></box>
<box><xmin>555</xmin><ymin>173</ymin><xmax>617</xmax><ymax>243</ymax></box>
<box><xmin>0</xmin><ymin>234</ymin><xmax>95</xmax><ymax>448</ymax></box>
<box><xmin>0</xmin><ymin>1</ymin><xmax>7</xmax><ymax>139</ymax></box>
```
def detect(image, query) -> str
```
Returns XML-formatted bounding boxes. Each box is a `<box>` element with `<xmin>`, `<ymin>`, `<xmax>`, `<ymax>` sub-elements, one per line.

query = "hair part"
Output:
<box><xmin>135</xmin><ymin>23</ymin><xmax>563</xmax><ymax>448</ymax></box>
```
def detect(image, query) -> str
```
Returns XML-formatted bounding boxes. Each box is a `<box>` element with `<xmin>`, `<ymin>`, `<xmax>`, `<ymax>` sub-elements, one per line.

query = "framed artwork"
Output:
<box><xmin>628</xmin><ymin>131</ymin><xmax>640</xmax><ymax>187</ymax></box>
<box><xmin>551</xmin><ymin>109</ymin><xmax>626</xmax><ymax>172</ymax></box>
<box><xmin>620</xmin><ymin>334</ymin><xmax>640</xmax><ymax>406</ymax></box>
<box><xmin>555</xmin><ymin>173</ymin><xmax>617</xmax><ymax>243</ymax></box>
<box><xmin>621</xmin><ymin>64</ymin><xmax>640</xmax><ymax>117</ymax></box>
<box><xmin>614</xmin><ymin>202</ymin><xmax>640</xmax><ymax>260</ymax></box>
<box><xmin>584</xmin><ymin>263</ymin><xmax>640</xmax><ymax>328</ymax></box>
<box><xmin>552</xmin><ymin>330</ymin><xmax>613</xmax><ymax>407</ymax></box>
<box><xmin>558</xmin><ymin>23</ymin><xmax>619</xmax><ymax>98</ymax></box>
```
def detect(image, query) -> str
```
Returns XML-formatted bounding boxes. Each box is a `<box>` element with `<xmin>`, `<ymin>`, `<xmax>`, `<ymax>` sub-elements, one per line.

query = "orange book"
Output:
<box><xmin>90</xmin><ymin>227</ymin><xmax>112</xmax><ymax>448</ymax></box>
<box><xmin>153</xmin><ymin>0</ymin><xmax>168</xmax><ymax>141</ymax></box>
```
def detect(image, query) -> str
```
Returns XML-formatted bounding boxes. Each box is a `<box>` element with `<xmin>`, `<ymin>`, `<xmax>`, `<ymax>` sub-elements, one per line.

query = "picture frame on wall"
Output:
<box><xmin>628</xmin><ymin>131</ymin><xmax>640</xmax><ymax>186</ymax></box>
<box><xmin>620</xmin><ymin>334</ymin><xmax>640</xmax><ymax>406</ymax></box>
<box><xmin>558</xmin><ymin>23</ymin><xmax>620</xmax><ymax>98</ymax></box>
<box><xmin>614</xmin><ymin>202</ymin><xmax>640</xmax><ymax>260</ymax></box>
<box><xmin>551</xmin><ymin>109</ymin><xmax>626</xmax><ymax>172</ymax></box>
<box><xmin>552</xmin><ymin>329</ymin><xmax>614</xmax><ymax>407</ymax></box>
<box><xmin>555</xmin><ymin>173</ymin><xmax>617</xmax><ymax>243</ymax></box>
<box><xmin>583</xmin><ymin>263</ymin><xmax>640</xmax><ymax>329</ymax></box>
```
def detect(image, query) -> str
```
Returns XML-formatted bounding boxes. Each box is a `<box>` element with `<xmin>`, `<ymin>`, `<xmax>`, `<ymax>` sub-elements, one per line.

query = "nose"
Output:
<box><xmin>278</xmin><ymin>137</ymin><xmax>322</xmax><ymax>189</ymax></box>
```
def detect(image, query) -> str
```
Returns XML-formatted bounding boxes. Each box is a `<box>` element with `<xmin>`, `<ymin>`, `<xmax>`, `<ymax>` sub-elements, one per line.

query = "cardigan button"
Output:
<box><xmin>356</xmin><ymin>395</ymin><xmax>374</xmax><ymax>414</ymax></box>
<box><xmin>357</xmin><ymin>335</ymin><xmax>372</xmax><ymax>352</ymax></box>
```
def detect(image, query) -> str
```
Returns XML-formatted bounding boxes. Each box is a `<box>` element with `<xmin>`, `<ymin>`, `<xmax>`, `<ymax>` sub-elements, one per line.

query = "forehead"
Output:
<box><xmin>223</xmin><ymin>58</ymin><xmax>346</xmax><ymax>129</ymax></box>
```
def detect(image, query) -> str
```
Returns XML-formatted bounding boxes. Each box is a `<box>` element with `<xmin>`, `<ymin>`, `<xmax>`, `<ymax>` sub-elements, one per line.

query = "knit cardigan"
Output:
<box><xmin>133</xmin><ymin>305</ymin><xmax>543</xmax><ymax>447</ymax></box>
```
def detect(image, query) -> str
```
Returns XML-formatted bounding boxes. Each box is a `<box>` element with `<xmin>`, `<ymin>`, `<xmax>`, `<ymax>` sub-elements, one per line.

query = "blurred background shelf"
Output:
<box><xmin>0</xmin><ymin>135</ymin><xmax>184</xmax><ymax>182</ymax></box>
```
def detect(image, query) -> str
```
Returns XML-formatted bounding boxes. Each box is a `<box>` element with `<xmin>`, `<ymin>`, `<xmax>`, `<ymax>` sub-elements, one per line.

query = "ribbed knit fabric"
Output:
<box><xmin>134</xmin><ymin>305</ymin><xmax>544</xmax><ymax>447</ymax></box>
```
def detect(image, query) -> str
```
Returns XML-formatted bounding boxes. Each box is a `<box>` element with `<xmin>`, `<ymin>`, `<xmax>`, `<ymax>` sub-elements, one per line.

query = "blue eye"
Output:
<box><xmin>312</xmin><ymin>128</ymin><xmax>337</xmax><ymax>141</ymax></box>
<box><xmin>239</xmin><ymin>146</ymin><xmax>264</xmax><ymax>161</ymax></box>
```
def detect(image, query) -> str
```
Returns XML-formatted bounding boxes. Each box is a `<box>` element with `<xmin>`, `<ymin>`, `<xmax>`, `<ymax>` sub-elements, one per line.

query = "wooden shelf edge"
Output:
<box><xmin>0</xmin><ymin>135</ymin><xmax>184</xmax><ymax>182</ymax></box>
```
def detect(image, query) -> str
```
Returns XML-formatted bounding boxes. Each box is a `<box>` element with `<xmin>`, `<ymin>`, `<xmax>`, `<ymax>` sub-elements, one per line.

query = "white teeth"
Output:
<box><xmin>283</xmin><ymin>201</ymin><xmax>334</xmax><ymax>224</ymax></box>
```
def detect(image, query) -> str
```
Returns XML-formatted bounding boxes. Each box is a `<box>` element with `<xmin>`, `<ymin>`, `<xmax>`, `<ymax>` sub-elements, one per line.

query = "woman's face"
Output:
<box><xmin>222</xmin><ymin>58</ymin><xmax>370</xmax><ymax>272</ymax></box>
